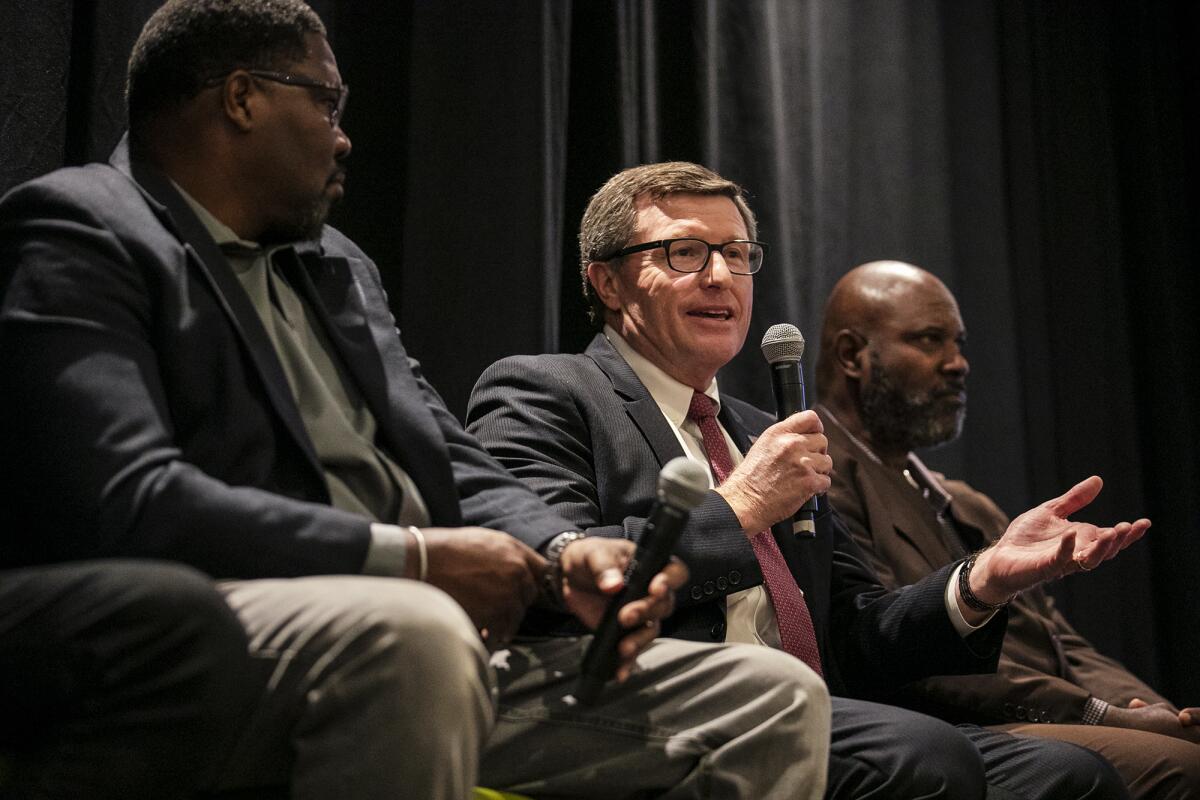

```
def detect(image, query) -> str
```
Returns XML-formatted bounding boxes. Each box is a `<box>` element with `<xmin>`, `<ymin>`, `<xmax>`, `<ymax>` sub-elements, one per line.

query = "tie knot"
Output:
<box><xmin>687</xmin><ymin>391</ymin><xmax>717</xmax><ymax>424</ymax></box>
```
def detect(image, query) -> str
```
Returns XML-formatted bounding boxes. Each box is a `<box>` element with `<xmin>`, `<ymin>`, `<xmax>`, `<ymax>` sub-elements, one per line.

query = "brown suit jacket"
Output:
<box><xmin>818</xmin><ymin>405</ymin><xmax>1167</xmax><ymax>726</ymax></box>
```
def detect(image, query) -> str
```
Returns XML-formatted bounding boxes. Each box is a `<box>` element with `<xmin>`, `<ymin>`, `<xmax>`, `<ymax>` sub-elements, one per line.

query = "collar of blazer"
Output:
<box><xmin>110</xmin><ymin>134</ymin><xmax>324</xmax><ymax>477</ymax></box>
<box><xmin>821</xmin><ymin>406</ymin><xmax>961</xmax><ymax>570</ymax></box>
<box><xmin>585</xmin><ymin>333</ymin><xmax>758</xmax><ymax>466</ymax></box>
<box><xmin>107</xmin><ymin>135</ymin><xmax>461</xmax><ymax>525</ymax></box>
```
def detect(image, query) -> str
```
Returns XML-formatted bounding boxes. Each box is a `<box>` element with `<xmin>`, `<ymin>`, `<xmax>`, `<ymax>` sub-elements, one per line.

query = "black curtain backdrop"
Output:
<box><xmin>2</xmin><ymin>0</ymin><xmax>1196</xmax><ymax>704</ymax></box>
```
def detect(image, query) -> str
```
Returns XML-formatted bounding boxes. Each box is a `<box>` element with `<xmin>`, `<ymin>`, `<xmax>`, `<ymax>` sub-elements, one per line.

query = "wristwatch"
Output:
<box><xmin>542</xmin><ymin>530</ymin><xmax>587</xmax><ymax>607</ymax></box>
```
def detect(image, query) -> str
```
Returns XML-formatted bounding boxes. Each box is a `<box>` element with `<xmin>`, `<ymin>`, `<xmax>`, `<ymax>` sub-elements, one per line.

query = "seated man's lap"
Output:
<box><xmin>482</xmin><ymin>637</ymin><xmax>830</xmax><ymax>800</ymax></box>
<box><xmin>213</xmin><ymin>576</ymin><xmax>492</xmax><ymax>794</ymax></box>
<box><xmin>829</xmin><ymin>698</ymin><xmax>1128</xmax><ymax>800</ymax></box>
<box><xmin>995</xmin><ymin>721</ymin><xmax>1200</xmax><ymax>800</ymax></box>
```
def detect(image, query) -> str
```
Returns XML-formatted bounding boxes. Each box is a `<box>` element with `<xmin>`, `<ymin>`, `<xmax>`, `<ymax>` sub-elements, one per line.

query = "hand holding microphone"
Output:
<box><xmin>574</xmin><ymin>456</ymin><xmax>709</xmax><ymax>705</ymax></box>
<box><xmin>761</xmin><ymin>323</ymin><xmax>824</xmax><ymax>536</ymax></box>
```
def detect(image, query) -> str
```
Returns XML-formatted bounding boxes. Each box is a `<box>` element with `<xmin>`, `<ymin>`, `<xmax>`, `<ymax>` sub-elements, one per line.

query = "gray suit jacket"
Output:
<box><xmin>0</xmin><ymin>137</ymin><xmax>573</xmax><ymax>578</ymax></box>
<box><xmin>467</xmin><ymin>333</ymin><xmax>1007</xmax><ymax>698</ymax></box>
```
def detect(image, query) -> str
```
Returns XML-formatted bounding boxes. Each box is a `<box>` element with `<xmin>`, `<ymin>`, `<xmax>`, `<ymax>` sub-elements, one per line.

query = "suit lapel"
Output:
<box><xmin>944</xmin><ymin>493</ymin><xmax>996</xmax><ymax>552</ymax></box>
<box><xmin>289</xmin><ymin>245</ymin><xmax>461</xmax><ymax>525</ymax></box>
<box><xmin>111</xmin><ymin>137</ymin><xmax>322</xmax><ymax>474</ymax></box>
<box><xmin>832</xmin><ymin>422</ymin><xmax>961</xmax><ymax>571</ymax></box>
<box><xmin>585</xmin><ymin>335</ymin><xmax>686</xmax><ymax>467</ymax></box>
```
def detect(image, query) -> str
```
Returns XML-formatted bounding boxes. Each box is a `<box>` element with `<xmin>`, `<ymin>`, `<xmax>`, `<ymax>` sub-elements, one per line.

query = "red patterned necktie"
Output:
<box><xmin>687</xmin><ymin>391</ymin><xmax>823</xmax><ymax>676</ymax></box>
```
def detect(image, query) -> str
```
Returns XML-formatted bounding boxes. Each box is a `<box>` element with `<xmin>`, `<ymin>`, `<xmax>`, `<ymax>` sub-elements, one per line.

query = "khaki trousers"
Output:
<box><xmin>214</xmin><ymin>576</ymin><xmax>831</xmax><ymax>800</ymax></box>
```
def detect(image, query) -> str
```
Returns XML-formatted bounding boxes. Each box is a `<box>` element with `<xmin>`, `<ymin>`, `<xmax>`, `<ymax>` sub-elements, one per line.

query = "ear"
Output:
<box><xmin>586</xmin><ymin>261</ymin><xmax>623</xmax><ymax>314</ymax></box>
<box><xmin>219</xmin><ymin>71</ymin><xmax>258</xmax><ymax>132</ymax></box>
<box><xmin>834</xmin><ymin>328</ymin><xmax>868</xmax><ymax>380</ymax></box>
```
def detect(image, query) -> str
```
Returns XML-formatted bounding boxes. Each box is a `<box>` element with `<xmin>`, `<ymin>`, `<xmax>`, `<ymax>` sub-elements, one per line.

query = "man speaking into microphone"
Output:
<box><xmin>467</xmin><ymin>160</ymin><xmax>1146</xmax><ymax>800</ymax></box>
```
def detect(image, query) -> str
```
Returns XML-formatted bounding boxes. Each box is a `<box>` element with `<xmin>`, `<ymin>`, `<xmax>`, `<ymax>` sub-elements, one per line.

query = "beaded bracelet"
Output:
<box><xmin>958</xmin><ymin>550</ymin><xmax>1014</xmax><ymax>613</ymax></box>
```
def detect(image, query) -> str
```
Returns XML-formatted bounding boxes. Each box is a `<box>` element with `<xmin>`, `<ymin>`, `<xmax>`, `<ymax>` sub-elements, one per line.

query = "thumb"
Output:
<box><xmin>1127</xmin><ymin>698</ymin><xmax>1148</xmax><ymax>709</ymax></box>
<box><xmin>1044</xmin><ymin>475</ymin><xmax>1103</xmax><ymax>518</ymax></box>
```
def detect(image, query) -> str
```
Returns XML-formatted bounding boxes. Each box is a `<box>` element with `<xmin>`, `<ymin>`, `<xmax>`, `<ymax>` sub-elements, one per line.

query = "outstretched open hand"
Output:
<box><xmin>969</xmin><ymin>476</ymin><xmax>1151</xmax><ymax>605</ymax></box>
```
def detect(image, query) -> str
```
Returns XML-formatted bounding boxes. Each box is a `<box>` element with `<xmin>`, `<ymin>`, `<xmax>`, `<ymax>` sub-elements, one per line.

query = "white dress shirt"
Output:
<box><xmin>605</xmin><ymin>327</ymin><xmax>783</xmax><ymax>648</ymax></box>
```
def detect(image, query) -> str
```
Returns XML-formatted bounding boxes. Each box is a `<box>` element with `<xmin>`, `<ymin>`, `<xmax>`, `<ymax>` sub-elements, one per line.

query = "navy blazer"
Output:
<box><xmin>0</xmin><ymin>137</ymin><xmax>573</xmax><ymax>578</ymax></box>
<box><xmin>467</xmin><ymin>333</ymin><xmax>1006</xmax><ymax>698</ymax></box>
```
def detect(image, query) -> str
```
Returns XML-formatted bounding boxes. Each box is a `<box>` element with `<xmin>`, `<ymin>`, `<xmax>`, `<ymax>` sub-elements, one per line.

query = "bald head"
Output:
<box><xmin>817</xmin><ymin>261</ymin><xmax>968</xmax><ymax>464</ymax></box>
<box><xmin>817</xmin><ymin>262</ymin><xmax>951</xmax><ymax>380</ymax></box>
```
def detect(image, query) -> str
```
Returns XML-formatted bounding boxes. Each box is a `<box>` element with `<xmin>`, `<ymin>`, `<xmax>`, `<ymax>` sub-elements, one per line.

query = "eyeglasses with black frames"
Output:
<box><xmin>246</xmin><ymin>70</ymin><xmax>348</xmax><ymax>128</ymax></box>
<box><xmin>601</xmin><ymin>238</ymin><xmax>766</xmax><ymax>275</ymax></box>
<box><xmin>207</xmin><ymin>70</ymin><xmax>349</xmax><ymax>128</ymax></box>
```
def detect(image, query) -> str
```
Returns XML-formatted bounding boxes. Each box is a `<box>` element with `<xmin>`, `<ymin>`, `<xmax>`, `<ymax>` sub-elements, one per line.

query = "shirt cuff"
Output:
<box><xmin>1081</xmin><ymin>696</ymin><xmax>1110</xmax><ymax>725</ymax></box>
<box><xmin>362</xmin><ymin>522</ymin><xmax>410</xmax><ymax>577</ymax></box>
<box><xmin>945</xmin><ymin>562</ymin><xmax>998</xmax><ymax>637</ymax></box>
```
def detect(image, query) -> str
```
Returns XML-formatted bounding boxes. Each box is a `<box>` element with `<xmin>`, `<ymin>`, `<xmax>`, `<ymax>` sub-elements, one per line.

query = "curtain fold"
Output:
<box><xmin>1</xmin><ymin>0</ymin><xmax>1194</xmax><ymax>704</ymax></box>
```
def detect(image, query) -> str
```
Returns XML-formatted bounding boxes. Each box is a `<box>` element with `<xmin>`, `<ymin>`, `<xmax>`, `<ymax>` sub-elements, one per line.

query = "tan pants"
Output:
<box><xmin>483</xmin><ymin>636</ymin><xmax>831</xmax><ymax>800</ymax></box>
<box><xmin>214</xmin><ymin>576</ymin><xmax>831</xmax><ymax>800</ymax></box>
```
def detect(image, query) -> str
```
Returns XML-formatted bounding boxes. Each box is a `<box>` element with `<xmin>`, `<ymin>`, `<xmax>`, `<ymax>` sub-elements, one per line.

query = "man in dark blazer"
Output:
<box><xmin>467</xmin><ymin>161</ymin><xmax>1147</xmax><ymax>800</ymax></box>
<box><xmin>814</xmin><ymin>259</ymin><xmax>1200</xmax><ymax>799</ymax></box>
<box><xmin>0</xmin><ymin>3</ymin><xmax>831</xmax><ymax>798</ymax></box>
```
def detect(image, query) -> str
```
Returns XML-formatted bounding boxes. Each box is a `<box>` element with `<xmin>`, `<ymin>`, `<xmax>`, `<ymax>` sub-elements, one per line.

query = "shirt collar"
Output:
<box><xmin>172</xmin><ymin>180</ymin><xmax>259</xmax><ymax>251</ymax></box>
<box><xmin>604</xmin><ymin>324</ymin><xmax>721</xmax><ymax>427</ymax></box>
<box><xmin>817</xmin><ymin>404</ymin><xmax>953</xmax><ymax>517</ymax></box>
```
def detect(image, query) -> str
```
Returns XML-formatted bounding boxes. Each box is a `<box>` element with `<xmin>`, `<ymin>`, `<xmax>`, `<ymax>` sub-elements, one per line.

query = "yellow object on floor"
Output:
<box><xmin>472</xmin><ymin>789</ymin><xmax>533</xmax><ymax>800</ymax></box>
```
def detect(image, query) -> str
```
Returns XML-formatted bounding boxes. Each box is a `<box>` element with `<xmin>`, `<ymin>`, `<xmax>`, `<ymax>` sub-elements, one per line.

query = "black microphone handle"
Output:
<box><xmin>574</xmin><ymin>503</ymin><xmax>689</xmax><ymax>705</ymax></box>
<box><xmin>769</xmin><ymin>360</ymin><xmax>820</xmax><ymax>536</ymax></box>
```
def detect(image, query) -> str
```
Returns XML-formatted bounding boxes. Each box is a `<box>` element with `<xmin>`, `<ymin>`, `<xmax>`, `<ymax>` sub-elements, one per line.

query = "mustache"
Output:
<box><xmin>930</xmin><ymin>385</ymin><xmax>967</xmax><ymax>404</ymax></box>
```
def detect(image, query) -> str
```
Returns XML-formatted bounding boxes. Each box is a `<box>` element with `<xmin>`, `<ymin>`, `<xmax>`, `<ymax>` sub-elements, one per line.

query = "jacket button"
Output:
<box><xmin>716</xmin><ymin>576</ymin><xmax>728</xmax><ymax>591</ymax></box>
<box><xmin>1016</xmin><ymin>705</ymin><xmax>1027</xmax><ymax>720</ymax></box>
<box><xmin>690</xmin><ymin>586</ymin><xmax>703</xmax><ymax>601</ymax></box>
<box><xmin>729</xmin><ymin>570</ymin><xmax>741</xmax><ymax>585</ymax></box>
<box><xmin>703</xmin><ymin>581</ymin><xmax>715</xmax><ymax>595</ymax></box>
<box><xmin>709</xmin><ymin>621</ymin><xmax>726</xmax><ymax>640</ymax></box>
<box><xmin>1003</xmin><ymin>703</ymin><xmax>1015</xmax><ymax>717</ymax></box>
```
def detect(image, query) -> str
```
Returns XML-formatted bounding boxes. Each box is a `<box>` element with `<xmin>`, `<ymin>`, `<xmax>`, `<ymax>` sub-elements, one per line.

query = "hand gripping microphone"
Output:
<box><xmin>761</xmin><ymin>323</ymin><xmax>821</xmax><ymax>537</ymax></box>
<box><xmin>574</xmin><ymin>456</ymin><xmax>709</xmax><ymax>705</ymax></box>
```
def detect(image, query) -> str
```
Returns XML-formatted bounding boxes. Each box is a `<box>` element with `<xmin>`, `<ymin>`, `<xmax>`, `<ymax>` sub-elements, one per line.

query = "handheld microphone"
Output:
<box><xmin>761</xmin><ymin>323</ymin><xmax>821</xmax><ymax>537</ymax></box>
<box><xmin>574</xmin><ymin>456</ymin><xmax>709</xmax><ymax>705</ymax></box>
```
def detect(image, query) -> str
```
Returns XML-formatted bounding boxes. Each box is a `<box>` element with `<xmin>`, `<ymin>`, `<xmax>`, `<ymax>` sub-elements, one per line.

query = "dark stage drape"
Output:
<box><xmin>2</xmin><ymin>0</ymin><xmax>1196</xmax><ymax>704</ymax></box>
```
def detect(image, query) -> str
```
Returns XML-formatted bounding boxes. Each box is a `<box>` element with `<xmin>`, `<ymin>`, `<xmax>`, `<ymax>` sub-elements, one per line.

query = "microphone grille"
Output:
<box><xmin>760</xmin><ymin>323</ymin><xmax>806</xmax><ymax>364</ymax></box>
<box><xmin>657</xmin><ymin>456</ymin><xmax>710</xmax><ymax>510</ymax></box>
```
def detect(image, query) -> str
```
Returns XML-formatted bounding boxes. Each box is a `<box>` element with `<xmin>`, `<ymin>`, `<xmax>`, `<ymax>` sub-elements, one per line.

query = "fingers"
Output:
<box><xmin>1180</xmin><ymin>707</ymin><xmax>1200</xmax><ymax>726</ymax></box>
<box><xmin>1052</xmin><ymin>527</ymin><xmax>1076</xmax><ymax>574</ymax></box>
<box><xmin>1044</xmin><ymin>475</ymin><xmax>1103</xmax><ymax>518</ymax></box>
<box><xmin>775</xmin><ymin>408</ymin><xmax>824</xmax><ymax>435</ymax></box>
<box><xmin>615</xmin><ymin>620</ymin><xmax>659</xmax><ymax>682</ymax></box>
<box><xmin>1073</xmin><ymin>518</ymin><xmax>1152</xmax><ymax>571</ymax></box>
<box><xmin>613</xmin><ymin>578</ymin><xmax>677</xmax><ymax>681</ymax></box>
<box><xmin>510</xmin><ymin>542</ymin><xmax>546</xmax><ymax>608</ymax></box>
<box><xmin>1128</xmin><ymin>698</ymin><xmax>1148</xmax><ymax>709</ymax></box>
<box><xmin>563</xmin><ymin>538</ymin><xmax>630</xmax><ymax>593</ymax></box>
<box><xmin>616</xmin><ymin>574</ymin><xmax>677</xmax><ymax>629</ymax></box>
<box><xmin>1074</xmin><ymin>523</ymin><xmax>1125</xmax><ymax>570</ymax></box>
<box><xmin>656</xmin><ymin>557</ymin><xmax>689</xmax><ymax>592</ymax></box>
<box><xmin>608</xmin><ymin>561</ymin><xmax>686</xmax><ymax>631</ymax></box>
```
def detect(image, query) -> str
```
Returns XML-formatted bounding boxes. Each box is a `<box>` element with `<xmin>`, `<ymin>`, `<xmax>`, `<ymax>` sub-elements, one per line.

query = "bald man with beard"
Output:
<box><xmin>815</xmin><ymin>260</ymin><xmax>1200</xmax><ymax>800</ymax></box>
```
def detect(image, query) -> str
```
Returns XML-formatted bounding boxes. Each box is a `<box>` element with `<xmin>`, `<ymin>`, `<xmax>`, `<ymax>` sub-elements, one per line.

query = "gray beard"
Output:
<box><xmin>858</xmin><ymin>355</ymin><xmax>966</xmax><ymax>454</ymax></box>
